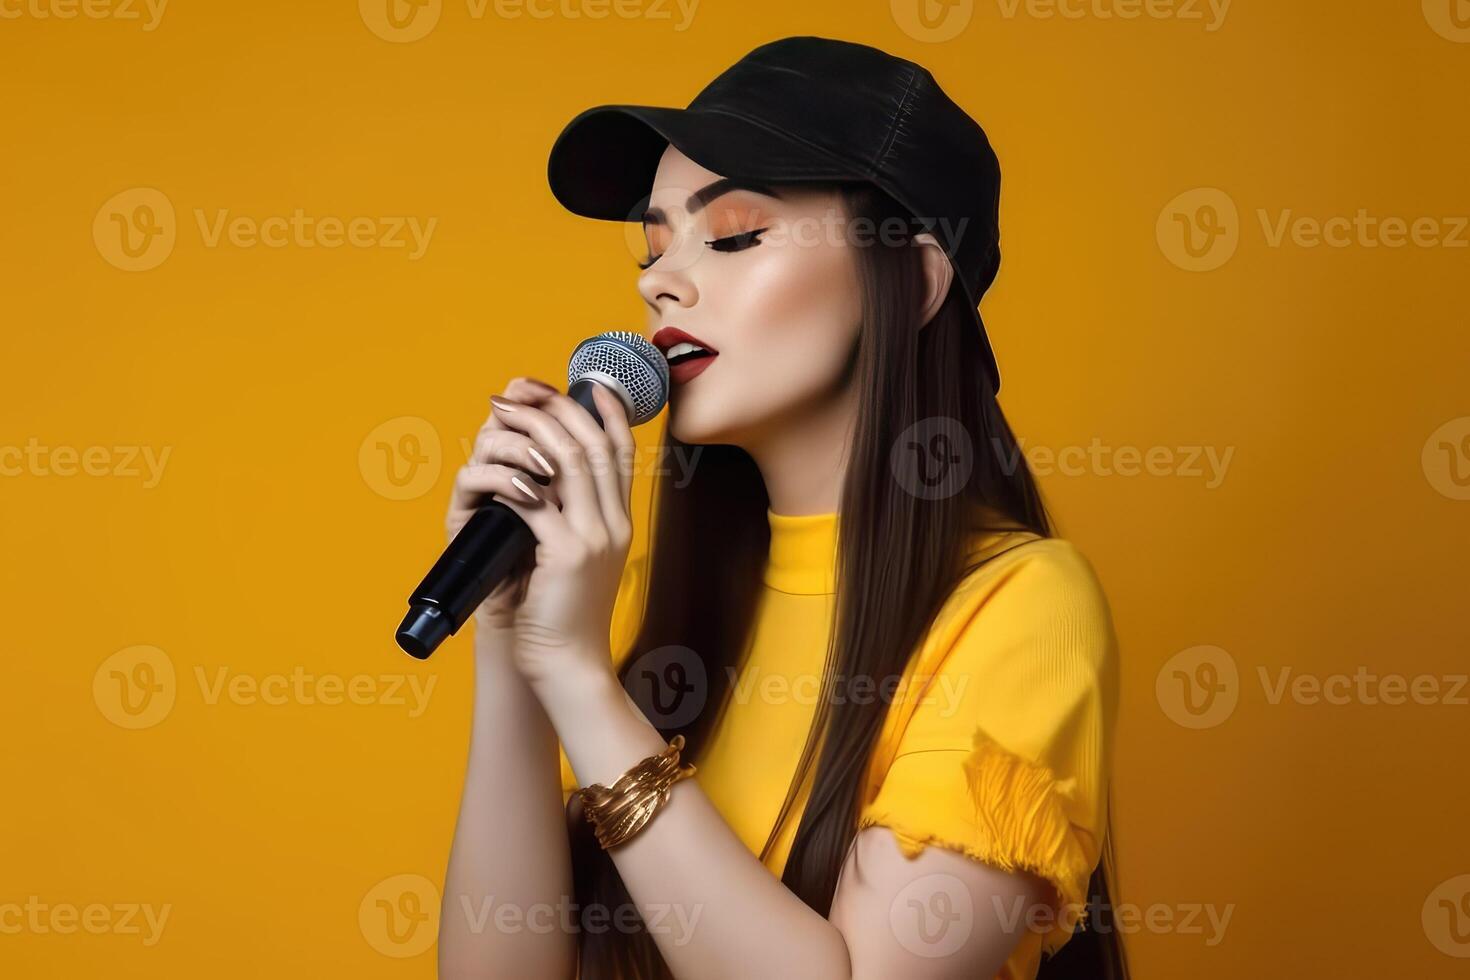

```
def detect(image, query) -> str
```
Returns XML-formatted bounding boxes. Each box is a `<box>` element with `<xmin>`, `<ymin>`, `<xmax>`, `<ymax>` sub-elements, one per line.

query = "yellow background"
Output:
<box><xmin>3</xmin><ymin>0</ymin><xmax>1467</xmax><ymax>976</ymax></box>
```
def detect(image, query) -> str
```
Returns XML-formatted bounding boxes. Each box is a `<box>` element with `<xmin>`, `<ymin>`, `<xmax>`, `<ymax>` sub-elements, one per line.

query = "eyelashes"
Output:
<box><xmin>637</xmin><ymin>228</ymin><xmax>769</xmax><ymax>270</ymax></box>
<box><xmin>706</xmin><ymin>229</ymin><xmax>766</xmax><ymax>253</ymax></box>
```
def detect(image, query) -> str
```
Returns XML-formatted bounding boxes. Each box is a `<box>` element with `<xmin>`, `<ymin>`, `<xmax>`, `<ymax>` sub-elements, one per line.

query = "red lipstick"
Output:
<box><xmin>651</xmin><ymin>327</ymin><xmax>719</xmax><ymax>385</ymax></box>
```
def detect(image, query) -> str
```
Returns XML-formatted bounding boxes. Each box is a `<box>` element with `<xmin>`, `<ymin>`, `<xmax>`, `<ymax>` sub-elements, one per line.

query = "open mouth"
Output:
<box><xmin>665</xmin><ymin>345</ymin><xmax>718</xmax><ymax>384</ymax></box>
<box><xmin>652</xmin><ymin>327</ymin><xmax>720</xmax><ymax>384</ymax></box>
<box><xmin>664</xmin><ymin>342</ymin><xmax>717</xmax><ymax>367</ymax></box>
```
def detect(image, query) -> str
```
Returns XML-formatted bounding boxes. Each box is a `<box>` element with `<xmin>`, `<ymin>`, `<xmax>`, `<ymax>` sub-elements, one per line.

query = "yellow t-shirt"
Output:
<box><xmin>560</xmin><ymin>508</ymin><xmax>1119</xmax><ymax>980</ymax></box>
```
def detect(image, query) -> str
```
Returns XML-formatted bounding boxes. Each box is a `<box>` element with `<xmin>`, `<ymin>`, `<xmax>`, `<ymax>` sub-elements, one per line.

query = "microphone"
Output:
<box><xmin>395</xmin><ymin>331</ymin><xmax>670</xmax><ymax>659</ymax></box>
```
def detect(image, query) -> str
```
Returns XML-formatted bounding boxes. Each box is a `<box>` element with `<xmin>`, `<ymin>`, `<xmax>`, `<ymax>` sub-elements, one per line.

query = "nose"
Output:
<box><xmin>637</xmin><ymin>259</ymin><xmax>698</xmax><ymax>315</ymax></box>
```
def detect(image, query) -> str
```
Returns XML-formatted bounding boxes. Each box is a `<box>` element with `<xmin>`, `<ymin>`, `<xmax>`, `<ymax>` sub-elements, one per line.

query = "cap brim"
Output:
<box><xmin>547</xmin><ymin>104</ymin><xmax>863</xmax><ymax>221</ymax></box>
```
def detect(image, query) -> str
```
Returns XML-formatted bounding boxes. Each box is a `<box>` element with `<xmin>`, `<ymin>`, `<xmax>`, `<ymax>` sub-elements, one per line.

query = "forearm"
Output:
<box><xmin>535</xmin><ymin>654</ymin><xmax>853</xmax><ymax>980</ymax></box>
<box><xmin>439</xmin><ymin>622</ymin><xmax>577</xmax><ymax>980</ymax></box>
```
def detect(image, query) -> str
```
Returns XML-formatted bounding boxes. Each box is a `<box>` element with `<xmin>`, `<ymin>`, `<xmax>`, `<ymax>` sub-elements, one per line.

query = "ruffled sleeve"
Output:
<box><xmin>856</xmin><ymin>536</ymin><xmax>1119</xmax><ymax>956</ymax></box>
<box><xmin>559</xmin><ymin>552</ymin><xmax>650</xmax><ymax>803</ymax></box>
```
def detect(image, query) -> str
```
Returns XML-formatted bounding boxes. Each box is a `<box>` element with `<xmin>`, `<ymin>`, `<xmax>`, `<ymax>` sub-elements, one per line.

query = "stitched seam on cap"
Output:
<box><xmin>873</xmin><ymin>67</ymin><xmax>919</xmax><ymax>174</ymax></box>
<box><xmin>692</xmin><ymin>107</ymin><xmax>877</xmax><ymax>180</ymax></box>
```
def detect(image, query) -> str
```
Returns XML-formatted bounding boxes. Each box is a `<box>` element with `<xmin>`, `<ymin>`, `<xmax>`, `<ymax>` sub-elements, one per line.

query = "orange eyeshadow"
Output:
<box><xmin>643</xmin><ymin>222</ymin><xmax>672</xmax><ymax>256</ymax></box>
<box><xmin>707</xmin><ymin>201</ymin><xmax>771</xmax><ymax>238</ymax></box>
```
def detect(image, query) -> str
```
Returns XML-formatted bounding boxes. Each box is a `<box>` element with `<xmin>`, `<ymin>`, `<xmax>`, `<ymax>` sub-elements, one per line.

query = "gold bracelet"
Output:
<box><xmin>577</xmin><ymin>735</ymin><xmax>696</xmax><ymax>850</ymax></box>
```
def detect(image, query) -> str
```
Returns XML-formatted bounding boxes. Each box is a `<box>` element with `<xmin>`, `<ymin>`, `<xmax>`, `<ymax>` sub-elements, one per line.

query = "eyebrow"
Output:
<box><xmin>640</xmin><ymin>178</ymin><xmax>782</xmax><ymax>226</ymax></box>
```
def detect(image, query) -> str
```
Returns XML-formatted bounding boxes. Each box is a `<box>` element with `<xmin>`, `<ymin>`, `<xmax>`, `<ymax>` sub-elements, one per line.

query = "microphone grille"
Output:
<box><xmin>567</xmin><ymin>331</ymin><xmax>669</xmax><ymax>426</ymax></box>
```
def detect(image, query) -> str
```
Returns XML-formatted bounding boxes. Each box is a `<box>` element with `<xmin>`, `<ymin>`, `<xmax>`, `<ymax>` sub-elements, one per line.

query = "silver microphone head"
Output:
<box><xmin>566</xmin><ymin>330</ymin><xmax>669</xmax><ymax>426</ymax></box>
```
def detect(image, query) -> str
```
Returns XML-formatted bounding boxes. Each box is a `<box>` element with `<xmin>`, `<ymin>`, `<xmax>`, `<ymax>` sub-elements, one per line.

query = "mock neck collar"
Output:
<box><xmin>763</xmin><ymin>508</ymin><xmax>839</xmax><ymax>595</ymax></box>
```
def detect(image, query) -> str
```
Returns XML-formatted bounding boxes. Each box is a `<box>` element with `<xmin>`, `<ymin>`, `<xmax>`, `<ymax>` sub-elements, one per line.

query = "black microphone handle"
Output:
<box><xmin>394</xmin><ymin>378</ymin><xmax>610</xmax><ymax>659</ymax></box>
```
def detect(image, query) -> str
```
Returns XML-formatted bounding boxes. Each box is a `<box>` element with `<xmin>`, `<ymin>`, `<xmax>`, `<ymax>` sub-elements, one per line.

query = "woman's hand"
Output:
<box><xmin>449</xmin><ymin>375</ymin><xmax>637</xmax><ymax>686</ymax></box>
<box><xmin>447</xmin><ymin>376</ymin><xmax>563</xmax><ymax>634</ymax></box>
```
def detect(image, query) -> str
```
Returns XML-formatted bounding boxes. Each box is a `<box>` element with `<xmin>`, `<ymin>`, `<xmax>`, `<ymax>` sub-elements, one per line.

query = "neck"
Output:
<box><xmin>741</xmin><ymin>382</ymin><xmax>856</xmax><ymax>516</ymax></box>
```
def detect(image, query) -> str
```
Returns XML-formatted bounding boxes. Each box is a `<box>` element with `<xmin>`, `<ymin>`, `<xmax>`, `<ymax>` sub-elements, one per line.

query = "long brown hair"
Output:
<box><xmin>568</xmin><ymin>182</ymin><xmax>1127</xmax><ymax>980</ymax></box>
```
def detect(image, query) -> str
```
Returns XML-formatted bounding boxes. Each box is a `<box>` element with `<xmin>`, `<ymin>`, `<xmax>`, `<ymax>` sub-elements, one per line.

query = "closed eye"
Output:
<box><xmin>706</xmin><ymin>229</ymin><xmax>767</xmax><ymax>252</ymax></box>
<box><xmin>637</xmin><ymin>228</ymin><xmax>769</xmax><ymax>270</ymax></box>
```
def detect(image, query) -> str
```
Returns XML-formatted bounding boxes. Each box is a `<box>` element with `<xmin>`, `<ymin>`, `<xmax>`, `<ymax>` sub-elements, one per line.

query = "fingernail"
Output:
<box><xmin>510</xmin><ymin>475</ymin><xmax>539</xmax><ymax>500</ymax></box>
<box><xmin>490</xmin><ymin>396</ymin><xmax>517</xmax><ymax>412</ymax></box>
<box><xmin>527</xmin><ymin>447</ymin><xmax>556</xmax><ymax>477</ymax></box>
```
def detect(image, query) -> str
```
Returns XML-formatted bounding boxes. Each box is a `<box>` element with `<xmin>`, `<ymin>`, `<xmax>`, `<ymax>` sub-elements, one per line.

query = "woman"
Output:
<box><xmin>439</xmin><ymin>36</ymin><xmax>1124</xmax><ymax>980</ymax></box>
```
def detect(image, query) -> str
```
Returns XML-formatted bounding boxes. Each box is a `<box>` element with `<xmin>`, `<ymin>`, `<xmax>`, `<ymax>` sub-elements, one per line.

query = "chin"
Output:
<box><xmin>667</xmin><ymin>407</ymin><xmax>719</xmax><ymax>446</ymax></box>
<box><xmin>667</xmin><ymin>395</ymin><xmax>746</xmax><ymax>447</ymax></box>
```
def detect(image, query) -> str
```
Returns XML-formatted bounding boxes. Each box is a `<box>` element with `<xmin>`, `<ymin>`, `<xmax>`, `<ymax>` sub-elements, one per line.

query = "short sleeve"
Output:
<box><xmin>856</xmin><ymin>537</ymin><xmax>1119</xmax><ymax>956</ymax></box>
<box><xmin>559</xmin><ymin>551</ymin><xmax>650</xmax><ymax>803</ymax></box>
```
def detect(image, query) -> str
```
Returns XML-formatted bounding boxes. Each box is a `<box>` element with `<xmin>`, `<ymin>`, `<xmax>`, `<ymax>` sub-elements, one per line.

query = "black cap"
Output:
<box><xmin>546</xmin><ymin>35</ymin><xmax>1004</xmax><ymax>394</ymax></box>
